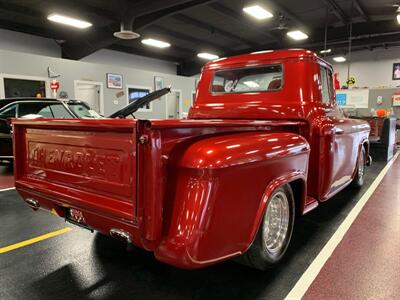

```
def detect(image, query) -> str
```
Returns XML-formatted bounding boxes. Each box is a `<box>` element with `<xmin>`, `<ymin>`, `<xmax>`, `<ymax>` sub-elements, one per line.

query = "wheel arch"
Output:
<box><xmin>245</xmin><ymin>173</ymin><xmax>307</xmax><ymax>251</ymax></box>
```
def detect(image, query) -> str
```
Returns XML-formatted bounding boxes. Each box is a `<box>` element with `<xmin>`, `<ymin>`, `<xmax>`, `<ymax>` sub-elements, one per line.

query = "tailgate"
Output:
<box><xmin>13</xmin><ymin>119</ymin><xmax>138</xmax><ymax>223</ymax></box>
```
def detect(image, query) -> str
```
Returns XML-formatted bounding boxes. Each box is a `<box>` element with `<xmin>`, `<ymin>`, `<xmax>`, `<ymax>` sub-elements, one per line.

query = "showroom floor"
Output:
<box><xmin>0</xmin><ymin>158</ymin><xmax>399</xmax><ymax>299</ymax></box>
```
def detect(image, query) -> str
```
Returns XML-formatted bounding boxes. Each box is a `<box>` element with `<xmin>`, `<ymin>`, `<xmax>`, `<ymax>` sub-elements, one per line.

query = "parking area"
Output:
<box><xmin>1</xmin><ymin>158</ymin><xmax>398</xmax><ymax>299</ymax></box>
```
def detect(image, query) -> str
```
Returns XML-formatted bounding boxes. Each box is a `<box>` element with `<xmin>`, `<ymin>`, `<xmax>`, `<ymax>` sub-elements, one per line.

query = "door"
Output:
<box><xmin>75</xmin><ymin>83</ymin><xmax>100</xmax><ymax>113</ymax></box>
<box><xmin>319</xmin><ymin>66</ymin><xmax>356</xmax><ymax>196</ymax></box>
<box><xmin>166</xmin><ymin>90</ymin><xmax>181</xmax><ymax>119</ymax></box>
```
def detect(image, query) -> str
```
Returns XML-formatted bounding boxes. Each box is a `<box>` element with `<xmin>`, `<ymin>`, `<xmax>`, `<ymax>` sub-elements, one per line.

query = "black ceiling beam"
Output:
<box><xmin>45</xmin><ymin>0</ymin><xmax>118</xmax><ymax>23</ymax></box>
<box><xmin>172</xmin><ymin>13</ymin><xmax>259</xmax><ymax>48</ymax></box>
<box><xmin>313</xmin><ymin>19</ymin><xmax>400</xmax><ymax>42</ymax></box>
<box><xmin>208</xmin><ymin>2</ymin><xmax>279</xmax><ymax>42</ymax></box>
<box><xmin>177</xmin><ymin>59</ymin><xmax>205</xmax><ymax>76</ymax></box>
<box><xmin>0</xmin><ymin>13</ymin><xmax>77</xmax><ymax>41</ymax></box>
<box><xmin>61</xmin><ymin>0</ymin><xmax>215</xmax><ymax>60</ymax></box>
<box><xmin>148</xmin><ymin>24</ymin><xmax>231</xmax><ymax>53</ymax></box>
<box><xmin>323</xmin><ymin>0</ymin><xmax>348</xmax><ymax>24</ymax></box>
<box><xmin>354</xmin><ymin>0</ymin><xmax>370</xmax><ymax>22</ymax></box>
<box><xmin>268</xmin><ymin>1</ymin><xmax>309</xmax><ymax>31</ymax></box>
<box><xmin>303</xmin><ymin>31</ymin><xmax>400</xmax><ymax>52</ymax></box>
<box><xmin>132</xmin><ymin>0</ymin><xmax>215</xmax><ymax>30</ymax></box>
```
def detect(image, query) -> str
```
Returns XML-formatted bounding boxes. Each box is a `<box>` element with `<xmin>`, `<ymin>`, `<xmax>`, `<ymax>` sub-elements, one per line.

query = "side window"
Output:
<box><xmin>49</xmin><ymin>104</ymin><xmax>74</xmax><ymax>118</ymax></box>
<box><xmin>0</xmin><ymin>104</ymin><xmax>17</xmax><ymax>118</ymax></box>
<box><xmin>320</xmin><ymin>66</ymin><xmax>332</xmax><ymax>104</ymax></box>
<box><xmin>36</xmin><ymin>106</ymin><xmax>54</xmax><ymax>118</ymax></box>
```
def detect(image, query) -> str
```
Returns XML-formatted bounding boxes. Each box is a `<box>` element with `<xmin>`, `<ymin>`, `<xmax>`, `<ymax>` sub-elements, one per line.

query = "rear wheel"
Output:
<box><xmin>352</xmin><ymin>147</ymin><xmax>366</xmax><ymax>188</ymax></box>
<box><xmin>241</xmin><ymin>184</ymin><xmax>295</xmax><ymax>270</ymax></box>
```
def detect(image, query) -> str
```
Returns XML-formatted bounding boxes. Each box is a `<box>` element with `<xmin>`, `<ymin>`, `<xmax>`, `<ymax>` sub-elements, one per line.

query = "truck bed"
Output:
<box><xmin>13</xmin><ymin>118</ymin><xmax>307</xmax><ymax>250</ymax></box>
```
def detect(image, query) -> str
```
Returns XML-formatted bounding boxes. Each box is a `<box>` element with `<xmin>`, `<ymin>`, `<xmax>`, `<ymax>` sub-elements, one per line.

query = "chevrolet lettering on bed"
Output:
<box><xmin>28</xmin><ymin>142</ymin><xmax>122</xmax><ymax>182</ymax></box>
<box><xmin>12</xmin><ymin>50</ymin><xmax>371</xmax><ymax>270</ymax></box>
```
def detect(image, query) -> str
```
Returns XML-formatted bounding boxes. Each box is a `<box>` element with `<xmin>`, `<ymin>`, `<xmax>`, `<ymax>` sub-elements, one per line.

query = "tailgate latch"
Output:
<box><xmin>139</xmin><ymin>134</ymin><xmax>149</xmax><ymax>145</ymax></box>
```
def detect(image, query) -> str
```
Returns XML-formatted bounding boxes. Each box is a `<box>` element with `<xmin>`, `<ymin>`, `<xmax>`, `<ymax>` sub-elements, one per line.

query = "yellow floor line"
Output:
<box><xmin>0</xmin><ymin>227</ymin><xmax>72</xmax><ymax>254</ymax></box>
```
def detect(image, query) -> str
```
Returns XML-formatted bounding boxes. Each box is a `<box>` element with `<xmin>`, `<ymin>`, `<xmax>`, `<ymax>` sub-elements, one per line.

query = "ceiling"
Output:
<box><xmin>0</xmin><ymin>0</ymin><xmax>399</xmax><ymax>75</ymax></box>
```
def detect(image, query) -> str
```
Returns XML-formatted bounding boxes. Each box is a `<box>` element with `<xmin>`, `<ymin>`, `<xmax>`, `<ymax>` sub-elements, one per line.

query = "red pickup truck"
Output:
<box><xmin>13</xmin><ymin>49</ymin><xmax>370</xmax><ymax>270</ymax></box>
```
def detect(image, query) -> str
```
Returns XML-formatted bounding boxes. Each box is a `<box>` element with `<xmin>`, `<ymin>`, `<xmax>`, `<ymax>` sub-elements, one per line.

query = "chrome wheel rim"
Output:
<box><xmin>263</xmin><ymin>191</ymin><xmax>290</xmax><ymax>254</ymax></box>
<box><xmin>358</xmin><ymin>151</ymin><xmax>365</xmax><ymax>179</ymax></box>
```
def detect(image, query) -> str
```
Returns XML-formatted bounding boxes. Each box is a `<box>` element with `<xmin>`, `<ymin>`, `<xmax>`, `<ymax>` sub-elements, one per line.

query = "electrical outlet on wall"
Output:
<box><xmin>377</xmin><ymin>96</ymin><xmax>383</xmax><ymax>105</ymax></box>
<box><xmin>113</xmin><ymin>100</ymin><xmax>118</xmax><ymax>105</ymax></box>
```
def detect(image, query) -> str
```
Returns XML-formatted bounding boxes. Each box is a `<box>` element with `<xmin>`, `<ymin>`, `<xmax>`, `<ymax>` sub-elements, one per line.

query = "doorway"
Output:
<box><xmin>74</xmin><ymin>80</ymin><xmax>104</xmax><ymax>114</ymax></box>
<box><xmin>166</xmin><ymin>89</ymin><xmax>182</xmax><ymax>119</ymax></box>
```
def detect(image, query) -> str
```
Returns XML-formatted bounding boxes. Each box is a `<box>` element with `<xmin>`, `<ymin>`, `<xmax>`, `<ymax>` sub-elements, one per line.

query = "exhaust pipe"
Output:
<box><xmin>25</xmin><ymin>198</ymin><xmax>40</xmax><ymax>210</ymax></box>
<box><xmin>110</xmin><ymin>228</ymin><xmax>132</xmax><ymax>243</ymax></box>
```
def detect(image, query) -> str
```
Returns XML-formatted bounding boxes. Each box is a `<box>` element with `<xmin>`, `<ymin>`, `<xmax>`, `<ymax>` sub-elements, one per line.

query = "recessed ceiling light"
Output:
<box><xmin>397</xmin><ymin>14</ymin><xmax>400</xmax><ymax>24</ymax></box>
<box><xmin>333</xmin><ymin>56</ymin><xmax>346</xmax><ymax>62</ymax></box>
<box><xmin>197</xmin><ymin>52</ymin><xmax>219</xmax><ymax>60</ymax></box>
<box><xmin>141</xmin><ymin>38</ymin><xmax>171</xmax><ymax>48</ymax></box>
<box><xmin>320</xmin><ymin>49</ymin><xmax>332</xmax><ymax>54</ymax></box>
<box><xmin>243</xmin><ymin>5</ymin><xmax>273</xmax><ymax>20</ymax></box>
<box><xmin>47</xmin><ymin>13</ymin><xmax>92</xmax><ymax>29</ymax></box>
<box><xmin>287</xmin><ymin>30</ymin><xmax>309</xmax><ymax>40</ymax></box>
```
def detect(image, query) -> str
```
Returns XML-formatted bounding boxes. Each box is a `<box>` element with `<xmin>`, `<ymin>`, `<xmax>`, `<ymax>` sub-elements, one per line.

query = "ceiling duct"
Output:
<box><xmin>113</xmin><ymin>15</ymin><xmax>140</xmax><ymax>40</ymax></box>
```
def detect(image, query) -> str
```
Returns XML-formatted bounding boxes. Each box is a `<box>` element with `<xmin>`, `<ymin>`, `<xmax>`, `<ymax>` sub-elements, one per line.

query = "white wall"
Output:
<box><xmin>327</xmin><ymin>48</ymin><xmax>400</xmax><ymax>88</ymax></box>
<box><xmin>0</xmin><ymin>29</ymin><xmax>60</xmax><ymax>57</ymax></box>
<box><xmin>0</xmin><ymin>49</ymin><xmax>196</xmax><ymax>118</ymax></box>
<box><xmin>81</xmin><ymin>49</ymin><xmax>177</xmax><ymax>75</ymax></box>
<box><xmin>0</xmin><ymin>29</ymin><xmax>197</xmax><ymax>118</ymax></box>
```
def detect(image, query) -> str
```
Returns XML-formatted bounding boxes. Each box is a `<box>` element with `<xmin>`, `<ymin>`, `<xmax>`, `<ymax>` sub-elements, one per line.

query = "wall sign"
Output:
<box><xmin>154</xmin><ymin>76</ymin><xmax>164</xmax><ymax>91</ymax></box>
<box><xmin>392</xmin><ymin>92</ymin><xmax>400</xmax><ymax>106</ymax></box>
<box><xmin>106</xmin><ymin>73</ymin><xmax>123</xmax><ymax>89</ymax></box>
<box><xmin>336</xmin><ymin>89</ymin><xmax>369</xmax><ymax>108</ymax></box>
<box><xmin>50</xmin><ymin>79</ymin><xmax>59</xmax><ymax>98</ymax></box>
<box><xmin>392</xmin><ymin>63</ymin><xmax>400</xmax><ymax>80</ymax></box>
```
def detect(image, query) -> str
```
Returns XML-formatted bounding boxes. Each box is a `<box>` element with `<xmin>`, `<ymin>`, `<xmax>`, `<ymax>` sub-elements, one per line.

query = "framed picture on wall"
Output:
<box><xmin>392</xmin><ymin>63</ymin><xmax>400</xmax><ymax>80</ymax></box>
<box><xmin>154</xmin><ymin>76</ymin><xmax>164</xmax><ymax>91</ymax></box>
<box><xmin>106</xmin><ymin>73</ymin><xmax>123</xmax><ymax>89</ymax></box>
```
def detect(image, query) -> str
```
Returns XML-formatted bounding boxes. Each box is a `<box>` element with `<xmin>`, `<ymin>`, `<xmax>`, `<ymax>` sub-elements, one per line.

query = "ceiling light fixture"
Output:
<box><xmin>286</xmin><ymin>30</ymin><xmax>309</xmax><ymax>41</ymax></box>
<box><xmin>114</xmin><ymin>30</ymin><xmax>140</xmax><ymax>40</ymax></box>
<box><xmin>141</xmin><ymin>38</ymin><xmax>171</xmax><ymax>48</ymax></box>
<box><xmin>47</xmin><ymin>13</ymin><xmax>92</xmax><ymax>29</ymax></box>
<box><xmin>197</xmin><ymin>52</ymin><xmax>219</xmax><ymax>60</ymax></box>
<box><xmin>333</xmin><ymin>56</ymin><xmax>346</xmax><ymax>62</ymax></box>
<box><xmin>397</xmin><ymin>14</ymin><xmax>400</xmax><ymax>24</ymax></box>
<box><xmin>243</xmin><ymin>5</ymin><xmax>273</xmax><ymax>20</ymax></box>
<box><xmin>320</xmin><ymin>49</ymin><xmax>332</xmax><ymax>54</ymax></box>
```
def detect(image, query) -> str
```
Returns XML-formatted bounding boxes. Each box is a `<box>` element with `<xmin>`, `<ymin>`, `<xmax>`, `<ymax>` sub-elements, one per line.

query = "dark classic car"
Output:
<box><xmin>0</xmin><ymin>90</ymin><xmax>169</xmax><ymax>165</ymax></box>
<box><xmin>0</xmin><ymin>98</ymin><xmax>101</xmax><ymax>165</ymax></box>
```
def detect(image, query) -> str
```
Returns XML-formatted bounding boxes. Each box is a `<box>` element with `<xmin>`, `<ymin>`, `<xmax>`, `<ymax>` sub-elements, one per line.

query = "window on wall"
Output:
<box><xmin>320</xmin><ymin>66</ymin><xmax>333</xmax><ymax>104</ymax></box>
<box><xmin>4</xmin><ymin>78</ymin><xmax>46</xmax><ymax>98</ymax></box>
<box><xmin>127</xmin><ymin>87</ymin><xmax>152</xmax><ymax>111</ymax></box>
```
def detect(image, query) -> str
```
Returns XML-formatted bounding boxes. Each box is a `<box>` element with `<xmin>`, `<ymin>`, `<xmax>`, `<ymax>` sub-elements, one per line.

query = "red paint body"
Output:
<box><xmin>13</xmin><ymin>50</ymin><xmax>370</xmax><ymax>269</ymax></box>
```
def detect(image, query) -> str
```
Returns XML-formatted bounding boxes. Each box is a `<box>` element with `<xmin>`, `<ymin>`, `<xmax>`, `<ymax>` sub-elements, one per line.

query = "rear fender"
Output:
<box><xmin>155</xmin><ymin>131</ymin><xmax>310</xmax><ymax>269</ymax></box>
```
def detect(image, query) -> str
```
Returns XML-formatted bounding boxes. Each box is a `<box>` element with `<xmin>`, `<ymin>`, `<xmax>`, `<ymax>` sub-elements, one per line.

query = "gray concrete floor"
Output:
<box><xmin>0</xmin><ymin>161</ymin><xmax>386</xmax><ymax>300</ymax></box>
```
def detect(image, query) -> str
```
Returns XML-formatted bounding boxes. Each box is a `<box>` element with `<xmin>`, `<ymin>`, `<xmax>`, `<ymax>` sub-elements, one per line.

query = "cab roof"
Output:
<box><xmin>203</xmin><ymin>49</ymin><xmax>327</xmax><ymax>70</ymax></box>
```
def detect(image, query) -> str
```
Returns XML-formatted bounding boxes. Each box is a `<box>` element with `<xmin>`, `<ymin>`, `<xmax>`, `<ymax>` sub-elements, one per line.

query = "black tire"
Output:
<box><xmin>351</xmin><ymin>147</ymin><xmax>366</xmax><ymax>188</ymax></box>
<box><xmin>240</xmin><ymin>184</ymin><xmax>295</xmax><ymax>270</ymax></box>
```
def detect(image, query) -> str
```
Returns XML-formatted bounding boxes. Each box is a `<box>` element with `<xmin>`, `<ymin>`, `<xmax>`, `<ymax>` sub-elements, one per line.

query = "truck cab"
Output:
<box><xmin>13</xmin><ymin>49</ymin><xmax>370</xmax><ymax>270</ymax></box>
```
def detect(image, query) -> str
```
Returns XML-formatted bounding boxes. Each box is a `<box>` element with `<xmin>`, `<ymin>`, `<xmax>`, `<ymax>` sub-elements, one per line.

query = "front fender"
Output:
<box><xmin>155</xmin><ymin>131</ymin><xmax>310</xmax><ymax>269</ymax></box>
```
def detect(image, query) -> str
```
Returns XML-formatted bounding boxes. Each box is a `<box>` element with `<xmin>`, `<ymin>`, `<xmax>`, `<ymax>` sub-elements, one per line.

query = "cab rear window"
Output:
<box><xmin>211</xmin><ymin>65</ymin><xmax>283</xmax><ymax>93</ymax></box>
